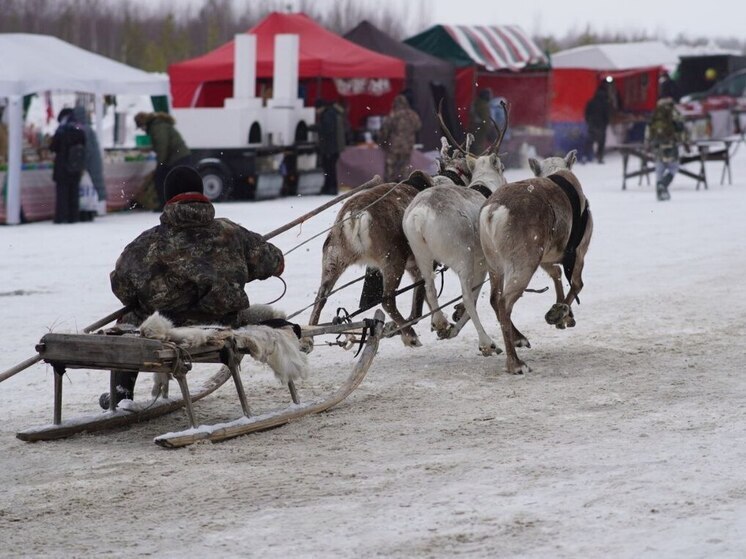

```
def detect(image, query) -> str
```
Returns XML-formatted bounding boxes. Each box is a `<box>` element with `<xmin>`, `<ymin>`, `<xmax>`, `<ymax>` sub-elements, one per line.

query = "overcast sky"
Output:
<box><xmin>429</xmin><ymin>0</ymin><xmax>743</xmax><ymax>41</ymax></box>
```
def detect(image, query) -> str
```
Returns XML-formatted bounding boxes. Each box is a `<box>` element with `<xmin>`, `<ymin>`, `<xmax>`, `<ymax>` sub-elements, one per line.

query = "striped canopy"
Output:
<box><xmin>406</xmin><ymin>24</ymin><xmax>547</xmax><ymax>72</ymax></box>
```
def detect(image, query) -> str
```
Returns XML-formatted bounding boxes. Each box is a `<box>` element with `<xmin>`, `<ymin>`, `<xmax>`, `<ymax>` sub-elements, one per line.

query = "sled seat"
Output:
<box><xmin>35</xmin><ymin>332</ymin><xmax>256</xmax><ymax>430</ymax></box>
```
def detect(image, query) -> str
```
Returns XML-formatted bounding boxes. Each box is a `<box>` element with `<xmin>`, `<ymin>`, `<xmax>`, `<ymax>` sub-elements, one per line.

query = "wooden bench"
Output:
<box><xmin>619</xmin><ymin>138</ymin><xmax>737</xmax><ymax>191</ymax></box>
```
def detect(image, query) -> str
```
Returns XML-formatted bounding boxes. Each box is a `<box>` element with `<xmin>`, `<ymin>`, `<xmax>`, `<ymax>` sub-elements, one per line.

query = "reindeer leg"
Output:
<box><xmin>453</xmin><ymin>268</ymin><xmax>500</xmax><ymax>355</ymax></box>
<box><xmin>410</xmin><ymin>249</ymin><xmax>451</xmax><ymax>338</ymax></box>
<box><xmin>405</xmin><ymin>263</ymin><xmax>427</xmax><ymax>322</ymax></box>
<box><xmin>381</xmin><ymin>263</ymin><xmax>421</xmax><ymax>347</ymax></box>
<box><xmin>541</xmin><ymin>263</ymin><xmax>573</xmax><ymax>329</ymax></box>
<box><xmin>301</xmin><ymin>259</ymin><xmax>346</xmax><ymax>353</ymax></box>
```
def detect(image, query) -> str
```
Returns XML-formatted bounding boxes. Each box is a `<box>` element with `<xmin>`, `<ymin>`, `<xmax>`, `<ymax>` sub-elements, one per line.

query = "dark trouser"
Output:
<box><xmin>384</xmin><ymin>153</ymin><xmax>412</xmax><ymax>183</ymax></box>
<box><xmin>585</xmin><ymin>126</ymin><xmax>606</xmax><ymax>162</ymax></box>
<box><xmin>54</xmin><ymin>175</ymin><xmax>82</xmax><ymax>223</ymax></box>
<box><xmin>359</xmin><ymin>267</ymin><xmax>384</xmax><ymax>311</ymax></box>
<box><xmin>154</xmin><ymin>155</ymin><xmax>193</xmax><ymax>210</ymax></box>
<box><xmin>321</xmin><ymin>153</ymin><xmax>339</xmax><ymax>195</ymax></box>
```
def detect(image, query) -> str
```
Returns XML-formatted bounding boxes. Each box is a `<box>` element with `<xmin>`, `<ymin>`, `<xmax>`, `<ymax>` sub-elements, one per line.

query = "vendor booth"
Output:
<box><xmin>404</xmin><ymin>24</ymin><xmax>549</xmax><ymax>129</ymax></box>
<box><xmin>344</xmin><ymin>20</ymin><xmax>457</xmax><ymax>151</ymax></box>
<box><xmin>0</xmin><ymin>33</ymin><xmax>169</xmax><ymax>225</ymax></box>
<box><xmin>168</xmin><ymin>12</ymin><xmax>406</xmax><ymax>134</ymax></box>
<box><xmin>404</xmin><ymin>24</ymin><xmax>552</xmax><ymax>166</ymax></box>
<box><xmin>549</xmin><ymin>41</ymin><xmax>679</xmax><ymax>154</ymax></box>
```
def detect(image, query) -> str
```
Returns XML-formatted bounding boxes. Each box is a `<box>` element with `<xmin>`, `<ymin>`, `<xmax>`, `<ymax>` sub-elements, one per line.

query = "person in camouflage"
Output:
<box><xmin>379</xmin><ymin>94</ymin><xmax>421</xmax><ymax>182</ymax></box>
<box><xmin>101</xmin><ymin>166</ymin><xmax>284</xmax><ymax>408</ymax></box>
<box><xmin>645</xmin><ymin>97</ymin><xmax>690</xmax><ymax>201</ymax></box>
<box><xmin>134</xmin><ymin>112</ymin><xmax>192</xmax><ymax>211</ymax></box>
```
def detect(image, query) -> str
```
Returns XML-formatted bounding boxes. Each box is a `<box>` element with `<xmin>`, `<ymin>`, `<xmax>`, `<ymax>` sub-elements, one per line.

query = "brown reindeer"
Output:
<box><xmin>479</xmin><ymin>163</ymin><xmax>592</xmax><ymax>374</ymax></box>
<box><xmin>302</xmin><ymin>173</ymin><xmax>434</xmax><ymax>351</ymax></box>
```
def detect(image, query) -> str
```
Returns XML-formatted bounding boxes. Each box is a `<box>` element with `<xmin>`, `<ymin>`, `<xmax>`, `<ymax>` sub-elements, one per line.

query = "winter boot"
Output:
<box><xmin>656</xmin><ymin>182</ymin><xmax>667</xmax><ymax>201</ymax></box>
<box><xmin>99</xmin><ymin>371</ymin><xmax>139</xmax><ymax>410</ymax></box>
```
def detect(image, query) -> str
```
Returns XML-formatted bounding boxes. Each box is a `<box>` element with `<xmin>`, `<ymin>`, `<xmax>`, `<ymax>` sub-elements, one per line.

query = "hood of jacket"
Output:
<box><xmin>160</xmin><ymin>200</ymin><xmax>215</xmax><ymax>229</ymax></box>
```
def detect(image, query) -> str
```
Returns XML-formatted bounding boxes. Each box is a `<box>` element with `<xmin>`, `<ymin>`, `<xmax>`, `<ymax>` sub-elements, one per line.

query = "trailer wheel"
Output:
<box><xmin>200</xmin><ymin>166</ymin><xmax>233</xmax><ymax>201</ymax></box>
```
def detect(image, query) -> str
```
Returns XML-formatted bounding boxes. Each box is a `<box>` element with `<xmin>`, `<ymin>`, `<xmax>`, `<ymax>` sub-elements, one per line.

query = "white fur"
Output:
<box><xmin>139</xmin><ymin>310</ymin><xmax>308</xmax><ymax>395</ymax></box>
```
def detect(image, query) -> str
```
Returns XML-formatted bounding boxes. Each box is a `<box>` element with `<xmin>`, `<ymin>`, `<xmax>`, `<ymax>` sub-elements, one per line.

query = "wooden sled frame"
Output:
<box><xmin>16</xmin><ymin>310</ymin><xmax>384</xmax><ymax>448</ymax></box>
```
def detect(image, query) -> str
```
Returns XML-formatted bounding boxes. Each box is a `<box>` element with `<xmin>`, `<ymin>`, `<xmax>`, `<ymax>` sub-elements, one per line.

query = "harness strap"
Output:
<box><xmin>439</xmin><ymin>169</ymin><xmax>467</xmax><ymax>186</ymax></box>
<box><xmin>547</xmin><ymin>173</ymin><xmax>590</xmax><ymax>286</ymax></box>
<box><xmin>469</xmin><ymin>183</ymin><xmax>492</xmax><ymax>198</ymax></box>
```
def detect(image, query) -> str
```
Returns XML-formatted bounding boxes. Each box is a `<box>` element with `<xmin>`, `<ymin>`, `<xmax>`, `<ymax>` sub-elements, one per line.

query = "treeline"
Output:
<box><xmin>0</xmin><ymin>0</ymin><xmax>743</xmax><ymax>73</ymax></box>
<box><xmin>0</xmin><ymin>0</ymin><xmax>430</xmax><ymax>72</ymax></box>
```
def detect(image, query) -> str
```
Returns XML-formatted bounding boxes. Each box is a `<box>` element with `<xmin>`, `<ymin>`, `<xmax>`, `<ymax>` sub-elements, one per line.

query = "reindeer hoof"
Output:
<box><xmin>402</xmin><ymin>334</ymin><xmax>422</xmax><ymax>348</ymax></box>
<box><xmin>480</xmin><ymin>343</ymin><xmax>502</xmax><ymax>356</ymax></box>
<box><xmin>507</xmin><ymin>361</ymin><xmax>530</xmax><ymax>375</ymax></box>
<box><xmin>299</xmin><ymin>337</ymin><xmax>314</xmax><ymax>354</ymax></box>
<box><xmin>545</xmin><ymin>303</ymin><xmax>570</xmax><ymax>325</ymax></box>
<box><xmin>382</xmin><ymin>321</ymin><xmax>399</xmax><ymax>338</ymax></box>
<box><xmin>452</xmin><ymin>303</ymin><xmax>466</xmax><ymax>322</ymax></box>
<box><xmin>435</xmin><ymin>324</ymin><xmax>459</xmax><ymax>340</ymax></box>
<box><xmin>514</xmin><ymin>338</ymin><xmax>531</xmax><ymax>348</ymax></box>
<box><xmin>566</xmin><ymin>316</ymin><xmax>576</xmax><ymax>328</ymax></box>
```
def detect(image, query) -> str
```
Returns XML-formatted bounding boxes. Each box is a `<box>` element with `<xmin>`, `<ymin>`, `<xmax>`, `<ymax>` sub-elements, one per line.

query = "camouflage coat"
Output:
<box><xmin>111</xmin><ymin>199</ymin><xmax>284</xmax><ymax>326</ymax></box>
<box><xmin>141</xmin><ymin>113</ymin><xmax>191</xmax><ymax>166</ymax></box>
<box><xmin>379</xmin><ymin>95</ymin><xmax>421</xmax><ymax>181</ymax></box>
<box><xmin>645</xmin><ymin>98</ymin><xmax>688</xmax><ymax>162</ymax></box>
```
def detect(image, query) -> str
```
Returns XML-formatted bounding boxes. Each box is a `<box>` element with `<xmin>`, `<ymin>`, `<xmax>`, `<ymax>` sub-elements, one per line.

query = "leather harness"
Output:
<box><xmin>547</xmin><ymin>173</ymin><xmax>590</xmax><ymax>287</ymax></box>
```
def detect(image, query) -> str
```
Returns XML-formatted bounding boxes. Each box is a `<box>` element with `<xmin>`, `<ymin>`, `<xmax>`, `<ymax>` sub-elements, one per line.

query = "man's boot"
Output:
<box><xmin>656</xmin><ymin>182</ymin><xmax>667</xmax><ymax>201</ymax></box>
<box><xmin>99</xmin><ymin>371</ymin><xmax>139</xmax><ymax>410</ymax></box>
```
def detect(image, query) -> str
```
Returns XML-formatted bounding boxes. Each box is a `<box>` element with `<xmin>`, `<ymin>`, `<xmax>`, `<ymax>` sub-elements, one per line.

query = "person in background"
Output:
<box><xmin>72</xmin><ymin>105</ymin><xmax>106</xmax><ymax>220</ymax></box>
<box><xmin>0</xmin><ymin>105</ymin><xmax>8</xmax><ymax>165</ymax></box>
<box><xmin>658</xmin><ymin>71</ymin><xmax>681</xmax><ymax>102</ymax></box>
<box><xmin>470</xmin><ymin>88</ymin><xmax>493</xmax><ymax>154</ymax></box>
<box><xmin>50</xmin><ymin>108</ymin><xmax>86</xmax><ymax>224</ymax></box>
<box><xmin>101</xmin><ymin>166</ymin><xmax>285</xmax><ymax>409</ymax></box>
<box><xmin>378</xmin><ymin>94</ymin><xmax>421</xmax><ymax>182</ymax></box>
<box><xmin>313</xmin><ymin>99</ymin><xmax>342</xmax><ymax>195</ymax></box>
<box><xmin>584</xmin><ymin>83</ymin><xmax>611</xmax><ymax>163</ymax></box>
<box><xmin>645</xmin><ymin>96</ymin><xmax>690</xmax><ymax>201</ymax></box>
<box><xmin>134</xmin><ymin>112</ymin><xmax>192</xmax><ymax>211</ymax></box>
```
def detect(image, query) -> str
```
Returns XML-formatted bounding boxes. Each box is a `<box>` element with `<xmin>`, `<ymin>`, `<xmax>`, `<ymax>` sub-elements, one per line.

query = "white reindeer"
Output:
<box><xmin>479</xmin><ymin>153</ymin><xmax>592</xmax><ymax>374</ymax></box>
<box><xmin>402</xmin><ymin>106</ymin><xmax>508</xmax><ymax>356</ymax></box>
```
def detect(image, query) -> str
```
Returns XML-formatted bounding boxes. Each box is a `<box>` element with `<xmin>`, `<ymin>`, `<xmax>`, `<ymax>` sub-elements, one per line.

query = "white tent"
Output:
<box><xmin>551</xmin><ymin>41</ymin><xmax>679</xmax><ymax>71</ymax></box>
<box><xmin>0</xmin><ymin>33</ymin><xmax>169</xmax><ymax>225</ymax></box>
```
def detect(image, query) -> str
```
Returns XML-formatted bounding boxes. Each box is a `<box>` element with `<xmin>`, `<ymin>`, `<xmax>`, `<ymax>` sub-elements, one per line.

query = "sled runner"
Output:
<box><xmin>16</xmin><ymin>311</ymin><xmax>384</xmax><ymax>448</ymax></box>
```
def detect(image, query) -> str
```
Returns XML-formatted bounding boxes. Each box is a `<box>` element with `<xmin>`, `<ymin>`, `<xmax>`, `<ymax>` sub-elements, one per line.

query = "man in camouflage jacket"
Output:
<box><xmin>102</xmin><ymin>166</ymin><xmax>284</xmax><ymax>408</ymax></box>
<box><xmin>134</xmin><ymin>112</ymin><xmax>192</xmax><ymax>210</ymax></box>
<box><xmin>379</xmin><ymin>95</ymin><xmax>421</xmax><ymax>182</ymax></box>
<box><xmin>645</xmin><ymin>97</ymin><xmax>689</xmax><ymax>201</ymax></box>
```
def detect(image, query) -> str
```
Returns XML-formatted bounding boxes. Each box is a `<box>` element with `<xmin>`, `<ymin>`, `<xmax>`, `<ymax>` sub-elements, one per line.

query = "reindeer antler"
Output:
<box><xmin>437</xmin><ymin>99</ymin><xmax>466</xmax><ymax>154</ymax></box>
<box><xmin>485</xmin><ymin>100</ymin><xmax>509</xmax><ymax>155</ymax></box>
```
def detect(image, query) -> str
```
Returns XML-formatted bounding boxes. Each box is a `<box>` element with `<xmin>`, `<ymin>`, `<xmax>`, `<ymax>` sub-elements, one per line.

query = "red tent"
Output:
<box><xmin>169</xmin><ymin>12</ymin><xmax>406</xmax><ymax>129</ymax></box>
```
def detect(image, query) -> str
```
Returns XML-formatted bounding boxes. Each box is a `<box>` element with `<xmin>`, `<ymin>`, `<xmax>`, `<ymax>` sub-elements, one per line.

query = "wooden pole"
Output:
<box><xmin>0</xmin><ymin>306</ymin><xmax>131</xmax><ymax>385</ymax></box>
<box><xmin>261</xmin><ymin>175</ymin><xmax>382</xmax><ymax>241</ymax></box>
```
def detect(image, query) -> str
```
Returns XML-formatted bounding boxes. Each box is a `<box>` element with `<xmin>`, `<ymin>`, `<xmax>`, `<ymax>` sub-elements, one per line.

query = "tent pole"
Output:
<box><xmin>94</xmin><ymin>94</ymin><xmax>105</xmax><ymax>154</ymax></box>
<box><xmin>6</xmin><ymin>95</ymin><xmax>23</xmax><ymax>225</ymax></box>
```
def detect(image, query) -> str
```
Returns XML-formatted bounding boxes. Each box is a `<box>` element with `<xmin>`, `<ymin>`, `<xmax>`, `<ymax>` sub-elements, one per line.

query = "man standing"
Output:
<box><xmin>379</xmin><ymin>94</ymin><xmax>421</xmax><ymax>182</ymax></box>
<box><xmin>50</xmin><ymin>108</ymin><xmax>86</xmax><ymax>224</ymax></box>
<box><xmin>646</xmin><ymin>97</ymin><xmax>689</xmax><ymax>201</ymax></box>
<box><xmin>101</xmin><ymin>166</ymin><xmax>284</xmax><ymax>408</ymax></box>
<box><xmin>313</xmin><ymin>99</ymin><xmax>343</xmax><ymax>195</ymax></box>
<box><xmin>584</xmin><ymin>84</ymin><xmax>611</xmax><ymax>164</ymax></box>
<box><xmin>134</xmin><ymin>112</ymin><xmax>192</xmax><ymax>211</ymax></box>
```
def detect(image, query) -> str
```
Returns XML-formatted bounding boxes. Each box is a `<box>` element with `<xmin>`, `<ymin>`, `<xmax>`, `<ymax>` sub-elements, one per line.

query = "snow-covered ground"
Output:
<box><xmin>2</xmin><ymin>145</ymin><xmax>746</xmax><ymax>558</ymax></box>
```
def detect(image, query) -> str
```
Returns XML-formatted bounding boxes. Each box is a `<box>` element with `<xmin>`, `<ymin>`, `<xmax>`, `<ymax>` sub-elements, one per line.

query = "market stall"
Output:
<box><xmin>0</xmin><ymin>33</ymin><xmax>168</xmax><ymax>225</ymax></box>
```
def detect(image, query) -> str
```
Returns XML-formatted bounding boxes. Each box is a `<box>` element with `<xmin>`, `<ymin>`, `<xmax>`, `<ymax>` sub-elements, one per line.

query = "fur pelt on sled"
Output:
<box><xmin>140</xmin><ymin>306</ymin><xmax>309</xmax><ymax>397</ymax></box>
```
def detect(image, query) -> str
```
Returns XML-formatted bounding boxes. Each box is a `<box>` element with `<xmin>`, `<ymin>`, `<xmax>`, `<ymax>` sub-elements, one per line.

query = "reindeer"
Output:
<box><xmin>479</xmin><ymin>152</ymin><xmax>592</xmax><ymax>374</ymax></box>
<box><xmin>302</xmin><ymin>172</ymin><xmax>434</xmax><ymax>351</ymax></box>
<box><xmin>402</xmin><ymin>104</ymin><xmax>508</xmax><ymax>356</ymax></box>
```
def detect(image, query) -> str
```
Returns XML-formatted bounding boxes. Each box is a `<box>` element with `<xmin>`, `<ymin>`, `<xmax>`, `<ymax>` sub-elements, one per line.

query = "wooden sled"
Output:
<box><xmin>16</xmin><ymin>310</ymin><xmax>384</xmax><ymax>448</ymax></box>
